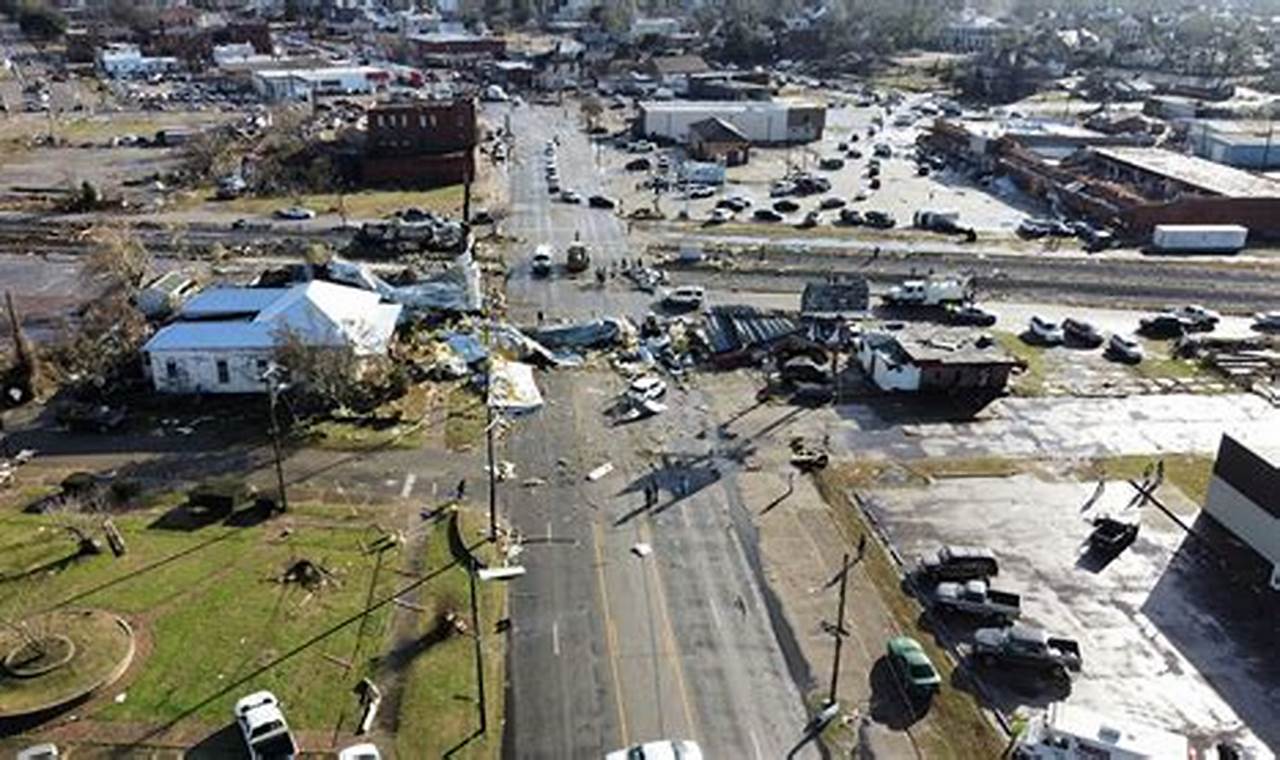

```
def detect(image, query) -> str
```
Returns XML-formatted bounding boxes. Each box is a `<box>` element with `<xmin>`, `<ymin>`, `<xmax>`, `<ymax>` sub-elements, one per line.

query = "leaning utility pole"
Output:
<box><xmin>469</xmin><ymin>556</ymin><xmax>487</xmax><ymax>735</ymax></box>
<box><xmin>828</xmin><ymin>552</ymin><xmax>851</xmax><ymax>705</ymax></box>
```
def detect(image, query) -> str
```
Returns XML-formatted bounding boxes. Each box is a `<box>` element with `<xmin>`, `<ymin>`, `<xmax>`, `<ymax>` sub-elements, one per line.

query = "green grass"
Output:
<box><xmin>212</xmin><ymin>186</ymin><xmax>464</xmax><ymax>219</ymax></box>
<box><xmin>445</xmin><ymin>385</ymin><xmax>487</xmax><ymax>452</ymax></box>
<box><xmin>993</xmin><ymin>331</ymin><xmax>1047</xmax><ymax>396</ymax></box>
<box><xmin>1074</xmin><ymin>454</ymin><xmax>1215</xmax><ymax>505</ymax></box>
<box><xmin>307</xmin><ymin>419</ymin><xmax>428</xmax><ymax>452</ymax></box>
<box><xmin>1130</xmin><ymin>340</ymin><xmax>1215</xmax><ymax>385</ymax></box>
<box><xmin>0</xmin><ymin>498</ymin><xmax>505</xmax><ymax>751</ymax></box>
<box><xmin>0</xmin><ymin>609</ymin><xmax>134</xmax><ymax>715</ymax></box>
<box><xmin>812</xmin><ymin>468</ymin><xmax>1007</xmax><ymax>759</ymax></box>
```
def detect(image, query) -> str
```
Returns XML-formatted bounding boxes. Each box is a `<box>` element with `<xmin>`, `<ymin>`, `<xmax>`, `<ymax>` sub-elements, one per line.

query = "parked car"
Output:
<box><xmin>873</xmin><ymin>143</ymin><xmax>892</xmax><ymax>158</ymax></box>
<box><xmin>753</xmin><ymin>208</ymin><xmax>783</xmax><ymax>222</ymax></box>
<box><xmin>665</xmin><ymin>286</ymin><xmax>706</xmax><ymax>311</ymax></box>
<box><xmin>864</xmin><ymin>210</ymin><xmax>896</xmax><ymax>229</ymax></box>
<box><xmin>687</xmin><ymin>185</ymin><xmax>715</xmax><ymax>199</ymax></box>
<box><xmin>1062</xmin><ymin>318</ymin><xmax>1104</xmax><ymax>348</ymax></box>
<box><xmin>930</xmin><ymin>579</ymin><xmax>1021</xmax><ymax>622</ymax></box>
<box><xmin>818</xmin><ymin>157</ymin><xmax>845</xmax><ymax>170</ymax></box>
<box><xmin>628</xmin><ymin>375</ymin><xmax>668</xmax><ymax>402</ymax></box>
<box><xmin>624</xmin><ymin>157</ymin><xmax>652</xmax><ymax>171</ymax></box>
<box><xmin>916</xmin><ymin>545</ymin><xmax>999</xmax><ymax>582</ymax></box>
<box><xmin>1168</xmin><ymin>304</ymin><xmax>1220</xmax><ymax>331</ymax></box>
<box><xmin>559</xmin><ymin>190</ymin><xmax>584</xmax><ymax>204</ymax></box>
<box><xmin>1017</xmin><ymin>217</ymin><xmax>1073</xmax><ymax>239</ymax></box>
<box><xmin>16</xmin><ymin>745</ymin><xmax>58</xmax><ymax>760</ymax></box>
<box><xmin>274</xmin><ymin>206</ymin><xmax>315</xmax><ymax>221</ymax></box>
<box><xmin>1027</xmin><ymin>316</ymin><xmax>1065</xmax><ymax>345</ymax></box>
<box><xmin>847</xmin><ymin>148</ymin><xmax>864</xmax><ymax>159</ymax></box>
<box><xmin>531</xmin><ymin>245</ymin><xmax>553</xmax><ymax>277</ymax></box>
<box><xmin>1106</xmin><ymin>334</ymin><xmax>1144</xmax><ymax>363</ymax></box>
<box><xmin>793</xmin><ymin>175</ymin><xmax>831</xmax><ymax>195</ymax></box>
<box><xmin>704</xmin><ymin>208</ymin><xmax>732</xmax><ymax>226</ymax></box>
<box><xmin>606</xmin><ymin>741</ymin><xmax>703</xmax><ymax>760</ymax></box>
<box><xmin>234</xmin><ymin>691</ymin><xmax>298</xmax><ymax>760</ymax></box>
<box><xmin>1138</xmin><ymin>314</ymin><xmax>1189</xmax><ymax>339</ymax></box>
<box><xmin>819</xmin><ymin>197</ymin><xmax>846</xmax><ymax>210</ymax></box>
<box><xmin>55</xmin><ymin>402</ymin><xmax>126</xmax><ymax>433</ymax></box>
<box><xmin>627</xmin><ymin>140</ymin><xmax>655</xmax><ymax>153</ymax></box>
<box><xmin>947</xmin><ymin>304</ymin><xmax>997</xmax><ymax>327</ymax></box>
<box><xmin>1253</xmin><ymin>311</ymin><xmax>1280</xmax><ymax>332</ymax></box>
<box><xmin>837</xmin><ymin>208</ymin><xmax>864</xmax><ymax>226</ymax></box>
<box><xmin>886</xmin><ymin>636</ymin><xmax>942</xmax><ymax>699</ymax></box>
<box><xmin>769</xmin><ymin>180</ymin><xmax>797</xmax><ymax>197</ymax></box>
<box><xmin>588</xmin><ymin>194</ymin><xmax>616</xmax><ymax>209</ymax></box>
<box><xmin>773</xmin><ymin>199</ymin><xmax>800</xmax><ymax>213</ymax></box>
<box><xmin>796</xmin><ymin>211</ymin><xmax>820</xmax><ymax>228</ymax></box>
<box><xmin>717</xmin><ymin>196</ymin><xmax>750</xmax><ymax>212</ymax></box>
<box><xmin>337</xmin><ymin>745</ymin><xmax>381</xmax><ymax>760</ymax></box>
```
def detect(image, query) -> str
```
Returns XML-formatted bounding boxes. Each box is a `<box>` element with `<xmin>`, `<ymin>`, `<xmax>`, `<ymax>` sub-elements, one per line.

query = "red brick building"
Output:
<box><xmin>362</xmin><ymin>99</ymin><xmax>478</xmax><ymax>189</ymax></box>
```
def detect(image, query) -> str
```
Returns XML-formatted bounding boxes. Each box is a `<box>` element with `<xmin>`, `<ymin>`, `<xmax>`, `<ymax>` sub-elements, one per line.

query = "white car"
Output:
<box><xmin>234</xmin><ymin>691</ymin><xmax>298</xmax><ymax>759</ymax></box>
<box><xmin>274</xmin><ymin>206</ymin><xmax>315</xmax><ymax>221</ymax></box>
<box><xmin>1253</xmin><ymin>311</ymin><xmax>1280</xmax><ymax>332</ymax></box>
<box><xmin>606</xmin><ymin>740</ymin><xmax>703</xmax><ymax>760</ymax></box>
<box><xmin>664</xmin><ymin>285</ymin><xmax>706</xmax><ymax>311</ymax></box>
<box><xmin>338</xmin><ymin>744</ymin><xmax>381</xmax><ymax>760</ymax></box>
<box><xmin>705</xmin><ymin>208</ymin><xmax>732</xmax><ymax>225</ymax></box>
<box><xmin>628</xmin><ymin>140</ymin><xmax>656</xmax><ymax>153</ymax></box>
<box><xmin>1107</xmin><ymin>334</ymin><xmax>1144</xmax><ymax>363</ymax></box>
<box><xmin>17</xmin><ymin>745</ymin><xmax>58</xmax><ymax>760</ymax></box>
<box><xmin>1170</xmin><ymin>304</ymin><xmax>1221</xmax><ymax>329</ymax></box>
<box><xmin>1027</xmin><ymin>316</ymin><xmax>1064</xmax><ymax>345</ymax></box>
<box><xmin>559</xmin><ymin>190</ymin><xmax>584</xmax><ymax>204</ymax></box>
<box><xmin>687</xmin><ymin>185</ymin><xmax>715</xmax><ymax>199</ymax></box>
<box><xmin>628</xmin><ymin>375</ymin><xmax>668</xmax><ymax>402</ymax></box>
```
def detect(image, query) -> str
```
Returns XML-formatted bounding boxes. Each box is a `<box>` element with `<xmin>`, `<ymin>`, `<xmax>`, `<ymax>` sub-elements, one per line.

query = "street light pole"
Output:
<box><xmin>469</xmin><ymin>556</ymin><xmax>487</xmax><ymax>735</ymax></box>
<box><xmin>263</xmin><ymin>365</ymin><xmax>289</xmax><ymax>513</ymax></box>
<box><xmin>828</xmin><ymin>552</ymin><xmax>851</xmax><ymax>705</ymax></box>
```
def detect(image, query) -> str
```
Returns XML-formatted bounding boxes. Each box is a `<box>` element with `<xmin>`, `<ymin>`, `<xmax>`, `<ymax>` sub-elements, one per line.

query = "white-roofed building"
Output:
<box><xmin>142</xmin><ymin>281</ymin><xmax>401</xmax><ymax>394</ymax></box>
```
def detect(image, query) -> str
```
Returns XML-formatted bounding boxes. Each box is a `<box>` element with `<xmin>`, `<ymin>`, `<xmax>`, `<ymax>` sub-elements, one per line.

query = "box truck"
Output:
<box><xmin>1150</xmin><ymin>224</ymin><xmax>1247</xmax><ymax>254</ymax></box>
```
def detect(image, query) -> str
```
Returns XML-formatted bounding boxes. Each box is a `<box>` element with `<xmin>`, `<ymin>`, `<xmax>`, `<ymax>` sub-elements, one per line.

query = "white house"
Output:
<box><xmin>1204</xmin><ymin>433</ymin><xmax>1280</xmax><ymax>589</ymax></box>
<box><xmin>97</xmin><ymin>43</ymin><xmax>180</xmax><ymax>79</ymax></box>
<box><xmin>142</xmin><ymin>281</ymin><xmax>401</xmax><ymax>394</ymax></box>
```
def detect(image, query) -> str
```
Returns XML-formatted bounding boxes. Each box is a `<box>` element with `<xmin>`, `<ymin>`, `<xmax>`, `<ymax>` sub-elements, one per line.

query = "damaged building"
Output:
<box><xmin>855</xmin><ymin>329</ymin><xmax>1024</xmax><ymax>397</ymax></box>
<box><xmin>362</xmin><ymin>98</ymin><xmax>478</xmax><ymax>189</ymax></box>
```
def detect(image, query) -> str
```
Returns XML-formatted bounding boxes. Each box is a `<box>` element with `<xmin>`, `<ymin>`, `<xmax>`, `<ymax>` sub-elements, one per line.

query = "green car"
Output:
<box><xmin>887</xmin><ymin>636</ymin><xmax>942</xmax><ymax>698</ymax></box>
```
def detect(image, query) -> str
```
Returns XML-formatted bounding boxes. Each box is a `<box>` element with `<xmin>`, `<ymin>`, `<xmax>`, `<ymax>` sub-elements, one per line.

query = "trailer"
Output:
<box><xmin>1150</xmin><ymin>224</ymin><xmax>1247</xmax><ymax>254</ymax></box>
<box><xmin>1014</xmin><ymin>702</ymin><xmax>1193</xmax><ymax>760</ymax></box>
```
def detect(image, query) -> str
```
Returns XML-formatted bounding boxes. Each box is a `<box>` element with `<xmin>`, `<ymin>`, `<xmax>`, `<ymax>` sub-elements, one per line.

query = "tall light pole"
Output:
<box><xmin>828</xmin><ymin>553</ymin><xmax>851</xmax><ymax>706</ymax></box>
<box><xmin>262</xmin><ymin>363</ymin><xmax>290</xmax><ymax>513</ymax></box>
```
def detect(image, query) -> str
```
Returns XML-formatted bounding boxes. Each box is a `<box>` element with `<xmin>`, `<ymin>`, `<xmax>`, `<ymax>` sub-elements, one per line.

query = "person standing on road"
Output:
<box><xmin>857</xmin><ymin>533</ymin><xmax>867</xmax><ymax>561</ymax></box>
<box><xmin>455</xmin><ymin>478</ymin><xmax>467</xmax><ymax>501</ymax></box>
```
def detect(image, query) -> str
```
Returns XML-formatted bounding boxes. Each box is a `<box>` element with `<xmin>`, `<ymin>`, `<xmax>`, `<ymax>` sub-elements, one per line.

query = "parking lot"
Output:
<box><xmin>592</xmin><ymin>91</ymin><xmax>1038</xmax><ymax>235</ymax></box>
<box><xmin>862</xmin><ymin>474</ymin><xmax>1275</xmax><ymax>756</ymax></box>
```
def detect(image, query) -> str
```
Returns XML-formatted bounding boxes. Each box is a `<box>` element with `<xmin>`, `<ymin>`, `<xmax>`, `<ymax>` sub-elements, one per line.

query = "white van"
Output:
<box><xmin>1014</xmin><ymin>703</ymin><xmax>1191</xmax><ymax>760</ymax></box>
<box><xmin>664</xmin><ymin>286</ymin><xmax>705</xmax><ymax>311</ymax></box>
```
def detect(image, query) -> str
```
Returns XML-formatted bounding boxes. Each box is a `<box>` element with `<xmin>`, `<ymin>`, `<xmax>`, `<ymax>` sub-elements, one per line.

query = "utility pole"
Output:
<box><xmin>263</xmin><ymin>365</ymin><xmax>289</xmax><ymax>513</ymax></box>
<box><xmin>469</xmin><ymin>556</ymin><xmax>487</xmax><ymax>735</ymax></box>
<box><xmin>828</xmin><ymin>552</ymin><xmax>851</xmax><ymax>706</ymax></box>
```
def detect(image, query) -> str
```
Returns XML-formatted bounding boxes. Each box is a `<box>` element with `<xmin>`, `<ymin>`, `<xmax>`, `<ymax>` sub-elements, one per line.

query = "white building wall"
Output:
<box><xmin>1204</xmin><ymin>475</ymin><xmax>1280</xmax><ymax>589</ymax></box>
<box><xmin>146</xmin><ymin>348</ymin><xmax>273</xmax><ymax>394</ymax></box>
<box><xmin>641</xmin><ymin>104</ymin><xmax>793</xmax><ymax>144</ymax></box>
<box><xmin>855</xmin><ymin>341</ymin><xmax>922</xmax><ymax>392</ymax></box>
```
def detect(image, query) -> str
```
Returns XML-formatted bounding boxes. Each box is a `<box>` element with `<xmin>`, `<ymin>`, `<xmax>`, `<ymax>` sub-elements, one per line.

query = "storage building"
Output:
<box><xmin>1204</xmin><ymin>434</ymin><xmax>1280</xmax><ymax>590</ymax></box>
<box><xmin>855</xmin><ymin>329</ymin><xmax>1023</xmax><ymax>396</ymax></box>
<box><xmin>637</xmin><ymin>100</ymin><xmax>825</xmax><ymax>145</ymax></box>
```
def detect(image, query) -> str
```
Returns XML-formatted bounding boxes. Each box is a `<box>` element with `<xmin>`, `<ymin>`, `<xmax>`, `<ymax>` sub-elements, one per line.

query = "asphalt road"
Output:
<box><xmin>499</xmin><ymin>104</ymin><xmax>821</xmax><ymax>759</ymax></box>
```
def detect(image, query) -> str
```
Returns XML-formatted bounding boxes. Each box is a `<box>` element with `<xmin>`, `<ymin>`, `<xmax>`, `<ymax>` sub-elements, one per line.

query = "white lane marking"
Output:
<box><xmin>399</xmin><ymin>473</ymin><xmax>417</xmax><ymax>499</ymax></box>
<box><xmin>552</xmin><ymin>618</ymin><xmax>560</xmax><ymax>656</ymax></box>
<box><xmin>748</xmin><ymin>728</ymin><xmax>763</xmax><ymax>760</ymax></box>
<box><xmin>708</xmin><ymin>593</ymin><xmax>724</xmax><ymax>632</ymax></box>
<box><xmin>546</xmin><ymin>521</ymin><xmax>553</xmax><ymax>541</ymax></box>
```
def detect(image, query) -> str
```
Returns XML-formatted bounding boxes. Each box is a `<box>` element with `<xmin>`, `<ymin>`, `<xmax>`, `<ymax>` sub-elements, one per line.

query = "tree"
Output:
<box><xmin>81</xmin><ymin>226</ymin><xmax>151</xmax><ymax>296</ymax></box>
<box><xmin>16</xmin><ymin>2</ymin><xmax>65</xmax><ymax>40</ymax></box>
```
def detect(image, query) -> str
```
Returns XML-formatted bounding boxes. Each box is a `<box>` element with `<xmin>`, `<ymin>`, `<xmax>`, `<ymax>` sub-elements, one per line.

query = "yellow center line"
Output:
<box><xmin>593</xmin><ymin>519</ymin><xmax>630</xmax><ymax>746</ymax></box>
<box><xmin>639</xmin><ymin>519</ymin><xmax>701</xmax><ymax>743</ymax></box>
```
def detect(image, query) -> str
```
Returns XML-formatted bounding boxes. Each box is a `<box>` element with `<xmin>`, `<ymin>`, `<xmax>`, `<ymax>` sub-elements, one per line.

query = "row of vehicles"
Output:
<box><xmin>1026</xmin><ymin>315</ymin><xmax>1145</xmax><ymax>363</ymax></box>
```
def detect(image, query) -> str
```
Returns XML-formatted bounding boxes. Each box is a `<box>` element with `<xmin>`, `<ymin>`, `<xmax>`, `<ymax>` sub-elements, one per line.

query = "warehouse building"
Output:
<box><xmin>1204</xmin><ymin>434</ymin><xmax>1280</xmax><ymax>590</ymax></box>
<box><xmin>1187</xmin><ymin>121</ymin><xmax>1280</xmax><ymax>170</ymax></box>
<box><xmin>252</xmin><ymin>65</ymin><xmax>391</xmax><ymax>102</ymax></box>
<box><xmin>637</xmin><ymin>100</ymin><xmax>825</xmax><ymax>145</ymax></box>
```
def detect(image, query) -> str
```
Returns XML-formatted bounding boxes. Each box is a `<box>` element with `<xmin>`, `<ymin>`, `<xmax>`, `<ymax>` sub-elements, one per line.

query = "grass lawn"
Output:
<box><xmin>1129</xmin><ymin>340</ymin><xmax>1216</xmax><ymax>385</ymax></box>
<box><xmin>445</xmin><ymin>385</ymin><xmax>487</xmax><ymax>452</ymax></box>
<box><xmin>213</xmin><ymin>186</ymin><xmax>464</xmax><ymax>220</ymax></box>
<box><xmin>993</xmin><ymin>331</ymin><xmax>1047</xmax><ymax>396</ymax></box>
<box><xmin>813</xmin><ymin>467</ymin><xmax>1007</xmax><ymax>759</ymax></box>
<box><xmin>1074</xmin><ymin>453</ymin><xmax>1215</xmax><ymax>505</ymax></box>
<box><xmin>0</xmin><ymin>493</ymin><xmax>503</xmax><ymax>755</ymax></box>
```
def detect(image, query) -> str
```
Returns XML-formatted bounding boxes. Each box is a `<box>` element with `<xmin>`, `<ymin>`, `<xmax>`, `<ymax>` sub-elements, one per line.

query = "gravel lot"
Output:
<box><xmin>863</xmin><ymin>475</ymin><xmax>1276</xmax><ymax>757</ymax></box>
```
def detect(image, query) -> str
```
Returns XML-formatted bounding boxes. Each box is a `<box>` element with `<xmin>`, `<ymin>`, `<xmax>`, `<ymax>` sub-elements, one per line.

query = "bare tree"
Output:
<box><xmin>81</xmin><ymin>225</ymin><xmax>152</xmax><ymax>296</ymax></box>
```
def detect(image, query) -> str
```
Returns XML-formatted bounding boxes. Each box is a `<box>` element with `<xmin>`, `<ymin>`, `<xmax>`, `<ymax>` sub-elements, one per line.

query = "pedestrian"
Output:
<box><xmin>680</xmin><ymin>474</ymin><xmax>690</xmax><ymax>496</ymax></box>
<box><xmin>537</xmin><ymin>310</ymin><xmax>544</xmax><ymax>324</ymax></box>
<box><xmin>455</xmin><ymin>478</ymin><xmax>467</xmax><ymax>501</ymax></box>
<box><xmin>857</xmin><ymin>533</ymin><xmax>867</xmax><ymax>561</ymax></box>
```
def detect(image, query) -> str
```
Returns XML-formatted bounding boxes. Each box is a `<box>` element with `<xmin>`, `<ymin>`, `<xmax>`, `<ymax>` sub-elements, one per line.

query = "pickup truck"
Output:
<box><xmin>930</xmin><ymin>579</ymin><xmax>1021</xmax><ymax>622</ymax></box>
<box><xmin>972</xmin><ymin>624</ymin><xmax>1082</xmax><ymax>677</ymax></box>
<box><xmin>916</xmin><ymin>545</ymin><xmax>999</xmax><ymax>582</ymax></box>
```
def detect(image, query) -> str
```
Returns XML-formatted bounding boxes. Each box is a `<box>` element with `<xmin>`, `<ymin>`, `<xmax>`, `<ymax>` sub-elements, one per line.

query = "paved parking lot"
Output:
<box><xmin>862</xmin><ymin>475</ymin><xmax>1275</xmax><ymax>757</ymax></box>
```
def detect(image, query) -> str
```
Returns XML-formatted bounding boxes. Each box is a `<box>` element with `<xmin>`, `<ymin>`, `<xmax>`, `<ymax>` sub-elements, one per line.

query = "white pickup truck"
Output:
<box><xmin>930</xmin><ymin>579</ymin><xmax>1021</xmax><ymax>622</ymax></box>
<box><xmin>882</xmin><ymin>276</ymin><xmax>972</xmax><ymax>307</ymax></box>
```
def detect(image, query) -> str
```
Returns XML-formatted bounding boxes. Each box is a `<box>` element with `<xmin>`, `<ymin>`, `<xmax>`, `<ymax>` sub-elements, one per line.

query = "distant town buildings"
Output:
<box><xmin>97</xmin><ymin>42</ymin><xmax>179</xmax><ymax>79</ymax></box>
<box><xmin>251</xmin><ymin>65</ymin><xmax>391</xmax><ymax>102</ymax></box>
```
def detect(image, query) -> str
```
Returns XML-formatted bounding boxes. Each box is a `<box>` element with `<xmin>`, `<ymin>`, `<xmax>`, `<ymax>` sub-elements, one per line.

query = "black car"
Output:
<box><xmin>864</xmin><ymin>210</ymin><xmax>896</xmax><ymax>229</ymax></box>
<box><xmin>754</xmin><ymin>208</ymin><xmax>783</xmax><ymax>222</ymax></box>
<box><xmin>948</xmin><ymin>304</ymin><xmax>997</xmax><ymax>327</ymax></box>
<box><xmin>717</xmin><ymin>197</ymin><xmax>749</xmax><ymax>212</ymax></box>
<box><xmin>588</xmin><ymin>195</ymin><xmax>616</xmax><ymax>209</ymax></box>
<box><xmin>1062</xmin><ymin>318</ymin><xmax>1104</xmax><ymax>347</ymax></box>
<box><xmin>819</xmin><ymin>197</ymin><xmax>846</xmax><ymax>210</ymax></box>
<box><xmin>818</xmin><ymin>157</ymin><xmax>845</xmax><ymax>171</ymax></box>
<box><xmin>838</xmin><ymin>208</ymin><xmax>864</xmax><ymax>226</ymax></box>
<box><xmin>847</xmin><ymin>149</ymin><xmax>863</xmax><ymax>159</ymax></box>
<box><xmin>773</xmin><ymin>199</ymin><xmax>800</xmax><ymax>213</ymax></box>
<box><xmin>624</xmin><ymin>158</ymin><xmax>652</xmax><ymax>171</ymax></box>
<box><xmin>796</xmin><ymin>211</ymin><xmax>820</xmax><ymax>229</ymax></box>
<box><xmin>869</xmin><ymin>178</ymin><xmax>882</xmax><ymax>190</ymax></box>
<box><xmin>1138</xmin><ymin>314</ymin><xmax>1189</xmax><ymax>339</ymax></box>
<box><xmin>793</xmin><ymin>175</ymin><xmax>831</xmax><ymax>195</ymax></box>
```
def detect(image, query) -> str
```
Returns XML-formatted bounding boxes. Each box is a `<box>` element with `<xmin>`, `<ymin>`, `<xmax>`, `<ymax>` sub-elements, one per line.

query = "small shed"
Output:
<box><xmin>688</xmin><ymin>117</ymin><xmax>751</xmax><ymax>166</ymax></box>
<box><xmin>136</xmin><ymin>272</ymin><xmax>200</xmax><ymax>319</ymax></box>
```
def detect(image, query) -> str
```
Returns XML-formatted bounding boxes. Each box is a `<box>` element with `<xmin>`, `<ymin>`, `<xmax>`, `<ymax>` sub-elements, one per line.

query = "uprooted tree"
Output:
<box><xmin>271</xmin><ymin>326</ymin><xmax>406</xmax><ymax>416</ymax></box>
